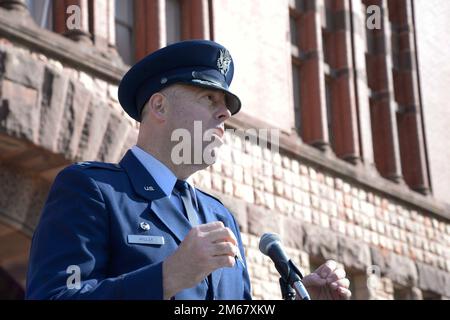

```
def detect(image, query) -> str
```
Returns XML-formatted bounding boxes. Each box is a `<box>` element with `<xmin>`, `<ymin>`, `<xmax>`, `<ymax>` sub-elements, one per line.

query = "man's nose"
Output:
<box><xmin>216</xmin><ymin>103</ymin><xmax>232</xmax><ymax>122</ymax></box>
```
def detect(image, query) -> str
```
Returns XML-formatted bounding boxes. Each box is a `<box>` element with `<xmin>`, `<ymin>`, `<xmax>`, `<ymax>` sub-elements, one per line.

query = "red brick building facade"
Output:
<box><xmin>0</xmin><ymin>0</ymin><xmax>449</xmax><ymax>299</ymax></box>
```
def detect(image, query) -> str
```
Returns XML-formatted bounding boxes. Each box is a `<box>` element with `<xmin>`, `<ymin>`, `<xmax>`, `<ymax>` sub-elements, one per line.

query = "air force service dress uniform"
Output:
<box><xmin>26</xmin><ymin>40</ymin><xmax>251</xmax><ymax>300</ymax></box>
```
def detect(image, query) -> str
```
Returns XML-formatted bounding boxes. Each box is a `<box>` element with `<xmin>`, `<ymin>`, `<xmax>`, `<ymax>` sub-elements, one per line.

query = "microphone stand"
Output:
<box><xmin>279</xmin><ymin>259</ymin><xmax>311</xmax><ymax>300</ymax></box>
<box><xmin>279</xmin><ymin>277</ymin><xmax>296</xmax><ymax>300</ymax></box>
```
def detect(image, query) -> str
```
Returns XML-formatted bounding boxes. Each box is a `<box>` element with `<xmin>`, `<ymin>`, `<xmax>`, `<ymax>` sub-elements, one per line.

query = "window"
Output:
<box><xmin>115</xmin><ymin>0</ymin><xmax>135</xmax><ymax>65</ymax></box>
<box><xmin>288</xmin><ymin>0</ymin><xmax>330</xmax><ymax>151</ymax></box>
<box><xmin>292</xmin><ymin>62</ymin><xmax>302</xmax><ymax>134</ymax></box>
<box><xmin>320</xmin><ymin>0</ymin><xmax>362</xmax><ymax>163</ymax></box>
<box><xmin>322</xmin><ymin>1</ymin><xmax>334</xmax><ymax>149</ymax></box>
<box><xmin>27</xmin><ymin>0</ymin><xmax>53</xmax><ymax>30</ymax></box>
<box><xmin>388</xmin><ymin>0</ymin><xmax>431</xmax><ymax>194</ymax></box>
<box><xmin>133</xmin><ymin>0</ymin><xmax>208</xmax><ymax>61</ymax></box>
<box><xmin>289</xmin><ymin>14</ymin><xmax>298</xmax><ymax>45</ymax></box>
<box><xmin>289</xmin><ymin>0</ymin><xmax>303</xmax><ymax>136</ymax></box>
<box><xmin>166</xmin><ymin>0</ymin><xmax>182</xmax><ymax>45</ymax></box>
<box><xmin>290</xmin><ymin>2</ymin><xmax>302</xmax><ymax>134</ymax></box>
<box><xmin>324</xmin><ymin>76</ymin><xmax>334</xmax><ymax>149</ymax></box>
<box><xmin>364</xmin><ymin>0</ymin><xmax>430</xmax><ymax>193</ymax></box>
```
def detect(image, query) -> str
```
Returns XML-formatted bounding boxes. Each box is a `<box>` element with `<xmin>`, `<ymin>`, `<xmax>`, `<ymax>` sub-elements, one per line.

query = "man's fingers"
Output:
<box><xmin>213</xmin><ymin>242</ymin><xmax>238</xmax><ymax>256</ymax></box>
<box><xmin>207</xmin><ymin>227</ymin><xmax>237</xmax><ymax>245</ymax></box>
<box><xmin>196</xmin><ymin>221</ymin><xmax>224</xmax><ymax>232</ymax></box>
<box><xmin>195</xmin><ymin>223</ymin><xmax>238</xmax><ymax>246</ymax></box>
<box><xmin>227</xmin><ymin>228</ymin><xmax>238</xmax><ymax>245</ymax></box>
<box><xmin>337</xmin><ymin>287</ymin><xmax>352</xmax><ymax>299</ymax></box>
<box><xmin>329</xmin><ymin>278</ymin><xmax>350</xmax><ymax>290</ymax></box>
<box><xmin>213</xmin><ymin>255</ymin><xmax>236</xmax><ymax>269</ymax></box>
<box><xmin>328</xmin><ymin>282</ymin><xmax>351</xmax><ymax>300</ymax></box>
<box><xmin>314</xmin><ymin>260</ymin><xmax>338</xmax><ymax>279</ymax></box>
<box><xmin>326</xmin><ymin>267</ymin><xmax>346</xmax><ymax>283</ymax></box>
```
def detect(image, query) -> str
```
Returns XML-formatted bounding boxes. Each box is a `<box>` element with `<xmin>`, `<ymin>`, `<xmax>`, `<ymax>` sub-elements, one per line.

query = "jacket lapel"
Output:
<box><xmin>150</xmin><ymin>197</ymin><xmax>191</xmax><ymax>243</ymax></box>
<box><xmin>119</xmin><ymin>150</ymin><xmax>191</xmax><ymax>243</ymax></box>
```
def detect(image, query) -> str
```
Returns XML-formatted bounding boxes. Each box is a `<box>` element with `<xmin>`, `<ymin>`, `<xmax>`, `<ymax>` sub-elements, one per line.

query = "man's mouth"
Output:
<box><xmin>213</xmin><ymin>127</ymin><xmax>225</xmax><ymax>138</ymax></box>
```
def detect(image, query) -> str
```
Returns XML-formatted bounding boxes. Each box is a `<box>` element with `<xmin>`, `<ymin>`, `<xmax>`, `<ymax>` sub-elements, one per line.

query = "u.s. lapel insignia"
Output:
<box><xmin>144</xmin><ymin>185</ymin><xmax>154</xmax><ymax>191</ymax></box>
<box><xmin>217</xmin><ymin>49</ymin><xmax>232</xmax><ymax>76</ymax></box>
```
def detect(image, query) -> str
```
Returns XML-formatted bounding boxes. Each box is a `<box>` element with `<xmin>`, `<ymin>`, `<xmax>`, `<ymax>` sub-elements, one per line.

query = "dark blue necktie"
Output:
<box><xmin>174</xmin><ymin>180</ymin><xmax>199</xmax><ymax>227</ymax></box>
<box><xmin>174</xmin><ymin>179</ymin><xmax>213</xmax><ymax>299</ymax></box>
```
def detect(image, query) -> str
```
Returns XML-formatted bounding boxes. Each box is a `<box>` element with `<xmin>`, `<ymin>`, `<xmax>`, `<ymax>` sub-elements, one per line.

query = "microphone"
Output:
<box><xmin>259</xmin><ymin>233</ymin><xmax>311</xmax><ymax>300</ymax></box>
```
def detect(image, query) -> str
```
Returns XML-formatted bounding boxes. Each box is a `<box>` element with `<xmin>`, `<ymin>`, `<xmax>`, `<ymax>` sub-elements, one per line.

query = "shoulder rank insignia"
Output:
<box><xmin>74</xmin><ymin>161</ymin><xmax>122</xmax><ymax>171</ymax></box>
<box><xmin>76</xmin><ymin>161</ymin><xmax>91</xmax><ymax>166</ymax></box>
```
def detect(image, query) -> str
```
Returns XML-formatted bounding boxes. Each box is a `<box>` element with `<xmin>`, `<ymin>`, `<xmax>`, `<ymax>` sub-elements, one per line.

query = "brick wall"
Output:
<box><xmin>190</xmin><ymin>129</ymin><xmax>450</xmax><ymax>299</ymax></box>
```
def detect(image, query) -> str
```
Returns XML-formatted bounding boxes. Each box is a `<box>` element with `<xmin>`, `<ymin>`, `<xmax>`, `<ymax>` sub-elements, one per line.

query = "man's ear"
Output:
<box><xmin>143</xmin><ymin>92</ymin><xmax>167</xmax><ymax>122</ymax></box>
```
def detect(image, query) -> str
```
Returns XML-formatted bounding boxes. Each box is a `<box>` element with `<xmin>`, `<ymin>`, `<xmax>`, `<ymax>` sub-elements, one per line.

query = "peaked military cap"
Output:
<box><xmin>118</xmin><ymin>40</ymin><xmax>241</xmax><ymax>122</ymax></box>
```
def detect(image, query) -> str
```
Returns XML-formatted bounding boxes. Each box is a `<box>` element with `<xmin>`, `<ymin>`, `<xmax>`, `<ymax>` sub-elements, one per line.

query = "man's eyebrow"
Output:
<box><xmin>197</xmin><ymin>89</ymin><xmax>226</xmax><ymax>100</ymax></box>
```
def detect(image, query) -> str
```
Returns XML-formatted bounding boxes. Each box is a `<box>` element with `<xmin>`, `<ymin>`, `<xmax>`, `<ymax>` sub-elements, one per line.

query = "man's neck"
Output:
<box><xmin>135</xmin><ymin>143</ymin><xmax>201</xmax><ymax>180</ymax></box>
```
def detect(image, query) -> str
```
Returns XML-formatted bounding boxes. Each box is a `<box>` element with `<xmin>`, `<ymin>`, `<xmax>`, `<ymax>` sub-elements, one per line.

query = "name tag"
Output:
<box><xmin>127</xmin><ymin>235</ymin><xmax>165</xmax><ymax>246</ymax></box>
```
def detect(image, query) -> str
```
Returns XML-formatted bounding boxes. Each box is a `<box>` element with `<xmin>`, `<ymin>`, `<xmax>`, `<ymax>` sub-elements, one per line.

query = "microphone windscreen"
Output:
<box><xmin>258</xmin><ymin>233</ymin><xmax>281</xmax><ymax>255</ymax></box>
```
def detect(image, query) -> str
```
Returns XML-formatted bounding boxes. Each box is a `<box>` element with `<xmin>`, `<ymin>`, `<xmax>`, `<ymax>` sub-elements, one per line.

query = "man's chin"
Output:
<box><xmin>200</xmin><ymin>149</ymin><xmax>220</xmax><ymax>167</ymax></box>
<box><xmin>211</xmin><ymin>133</ymin><xmax>224</xmax><ymax>145</ymax></box>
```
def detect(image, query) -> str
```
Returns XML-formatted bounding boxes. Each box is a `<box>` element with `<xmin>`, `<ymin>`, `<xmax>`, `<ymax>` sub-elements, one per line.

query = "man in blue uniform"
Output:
<box><xmin>26</xmin><ymin>40</ymin><xmax>351</xmax><ymax>300</ymax></box>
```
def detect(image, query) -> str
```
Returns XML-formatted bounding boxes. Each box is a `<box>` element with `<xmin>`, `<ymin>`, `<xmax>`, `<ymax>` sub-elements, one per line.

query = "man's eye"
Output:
<box><xmin>203</xmin><ymin>95</ymin><xmax>215</xmax><ymax>103</ymax></box>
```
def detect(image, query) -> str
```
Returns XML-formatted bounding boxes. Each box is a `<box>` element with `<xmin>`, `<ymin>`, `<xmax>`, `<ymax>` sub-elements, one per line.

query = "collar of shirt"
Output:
<box><xmin>130</xmin><ymin>146</ymin><xmax>198</xmax><ymax>208</ymax></box>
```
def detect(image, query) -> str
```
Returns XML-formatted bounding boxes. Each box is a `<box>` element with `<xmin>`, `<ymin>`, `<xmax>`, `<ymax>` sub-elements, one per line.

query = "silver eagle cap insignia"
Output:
<box><xmin>217</xmin><ymin>49</ymin><xmax>232</xmax><ymax>76</ymax></box>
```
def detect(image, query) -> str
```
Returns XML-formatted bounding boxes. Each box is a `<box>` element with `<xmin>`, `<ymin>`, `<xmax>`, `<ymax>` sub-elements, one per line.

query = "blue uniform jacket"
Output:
<box><xmin>26</xmin><ymin>150</ymin><xmax>252</xmax><ymax>300</ymax></box>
